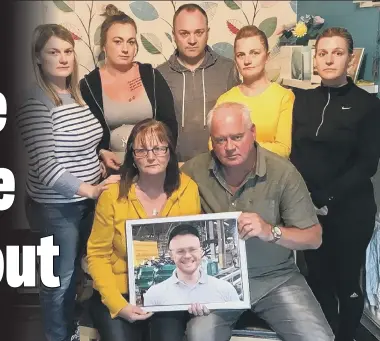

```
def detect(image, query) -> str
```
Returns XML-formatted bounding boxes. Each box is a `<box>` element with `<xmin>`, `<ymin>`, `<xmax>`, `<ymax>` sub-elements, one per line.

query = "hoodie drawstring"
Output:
<box><xmin>181</xmin><ymin>68</ymin><xmax>207</xmax><ymax>129</ymax></box>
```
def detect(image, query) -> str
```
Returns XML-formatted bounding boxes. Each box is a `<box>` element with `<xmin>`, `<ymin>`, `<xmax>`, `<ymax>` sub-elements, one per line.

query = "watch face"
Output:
<box><xmin>273</xmin><ymin>226</ymin><xmax>282</xmax><ymax>236</ymax></box>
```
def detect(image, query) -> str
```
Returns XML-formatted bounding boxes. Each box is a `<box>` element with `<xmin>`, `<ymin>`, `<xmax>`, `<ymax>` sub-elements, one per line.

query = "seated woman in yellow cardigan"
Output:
<box><xmin>86</xmin><ymin>118</ymin><xmax>201</xmax><ymax>341</ymax></box>
<box><xmin>209</xmin><ymin>25</ymin><xmax>294</xmax><ymax>158</ymax></box>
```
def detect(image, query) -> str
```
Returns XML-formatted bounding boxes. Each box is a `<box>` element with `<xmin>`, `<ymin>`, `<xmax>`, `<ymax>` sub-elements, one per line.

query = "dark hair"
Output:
<box><xmin>168</xmin><ymin>224</ymin><xmax>200</xmax><ymax>246</ymax></box>
<box><xmin>100</xmin><ymin>4</ymin><xmax>139</xmax><ymax>53</ymax></box>
<box><xmin>234</xmin><ymin>25</ymin><xmax>269</xmax><ymax>52</ymax></box>
<box><xmin>315</xmin><ymin>27</ymin><xmax>354</xmax><ymax>54</ymax></box>
<box><xmin>173</xmin><ymin>3</ymin><xmax>208</xmax><ymax>29</ymax></box>
<box><xmin>118</xmin><ymin>119</ymin><xmax>180</xmax><ymax>200</ymax></box>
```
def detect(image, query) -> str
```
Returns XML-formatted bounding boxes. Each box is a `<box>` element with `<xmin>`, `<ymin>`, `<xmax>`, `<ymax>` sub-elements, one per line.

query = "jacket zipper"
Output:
<box><xmin>84</xmin><ymin>76</ymin><xmax>111</xmax><ymax>148</ymax></box>
<box><xmin>315</xmin><ymin>89</ymin><xmax>330</xmax><ymax>136</ymax></box>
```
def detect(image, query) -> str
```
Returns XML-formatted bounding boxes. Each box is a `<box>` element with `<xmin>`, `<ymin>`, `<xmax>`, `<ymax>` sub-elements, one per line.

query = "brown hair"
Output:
<box><xmin>118</xmin><ymin>119</ymin><xmax>180</xmax><ymax>200</ymax></box>
<box><xmin>234</xmin><ymin>25</ymin><xmax>269</xmax><ymax>52</ymax></box>
<box><xmin>100</xmin><ymin>4</ymin><xmax>138</xmax><ymax>52</ymax></box>
<box><xmin>173</xmin><ymin>3</ymin><xmax>208</xmax><ymax>30</ymax></box>
<box><xmin>315</xmin><ymin>27</ymin><xmax>354</xmax><ymax>54</ymax></box>
<box><xmin>31</xmin><ymin>24</ymin><xmax>84</xmax><ymax>106</ymax></box>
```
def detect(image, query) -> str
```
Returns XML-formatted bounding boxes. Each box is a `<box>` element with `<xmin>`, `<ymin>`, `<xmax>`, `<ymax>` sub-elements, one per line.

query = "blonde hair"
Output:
<box><xmin>31</xmin><ymin>24</ymin><xmax>84</xmax><ymax>106</ymax></box>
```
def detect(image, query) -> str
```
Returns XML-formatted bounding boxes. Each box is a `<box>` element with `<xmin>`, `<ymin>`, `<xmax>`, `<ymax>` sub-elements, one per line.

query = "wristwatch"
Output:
<box><xmin>269</xmin><ymin>225</ymin><xmax>282</xmax><ymax>243</ymax></box>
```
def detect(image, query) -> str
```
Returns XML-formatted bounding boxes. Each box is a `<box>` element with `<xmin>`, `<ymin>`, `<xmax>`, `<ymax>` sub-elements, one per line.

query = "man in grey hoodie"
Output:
<box><xmin>157</xmin><ymin>3</ymin><xmax>240</xmax><ymax>162</ymax></box>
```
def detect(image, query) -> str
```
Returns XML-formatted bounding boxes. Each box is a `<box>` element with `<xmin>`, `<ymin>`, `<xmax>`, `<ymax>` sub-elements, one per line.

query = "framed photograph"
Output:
<box><xmin>308</xmin><ymin>39</ymin><xmax>317</xmax><ymax>49</ymax></box>
<box><xmin>348</xmin><ymin>48</ymin><xmax>365</xmax><ymax>83</ymax></box>
<box><xmin>287</xmin><ymin>46</ymin><xmax>312</xmax><ymax>81</ymax></box>
<box><xmin>125</xmin><ymin>212</ymin><xmax>251</xmax><ymax>312</ymax></box>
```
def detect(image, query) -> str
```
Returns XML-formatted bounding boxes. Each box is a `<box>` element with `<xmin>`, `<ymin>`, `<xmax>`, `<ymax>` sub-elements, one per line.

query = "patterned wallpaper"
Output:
<box><xmin>11</xmin><ymin>0</ymin><xmax>296</xmax><ymax>230</ymax></box>
<box><xmin>39</xmin><ymin>1</ymin><xmax>297</xmax><ymax>79</ymax></box>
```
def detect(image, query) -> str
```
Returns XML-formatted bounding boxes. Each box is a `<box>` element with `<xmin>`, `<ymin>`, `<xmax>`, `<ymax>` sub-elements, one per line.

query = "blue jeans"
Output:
<box><xmin>25</xmin><ymin>196</ymin><xmax>95</xmax><ymax>341</ymax></box>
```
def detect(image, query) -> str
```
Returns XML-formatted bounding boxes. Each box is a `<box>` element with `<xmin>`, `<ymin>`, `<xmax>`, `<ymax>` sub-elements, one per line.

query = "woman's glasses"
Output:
<box><xmin>132</xmin><ymin>146</ymin><xmax>169</xmax><ymax>158</ymax></box>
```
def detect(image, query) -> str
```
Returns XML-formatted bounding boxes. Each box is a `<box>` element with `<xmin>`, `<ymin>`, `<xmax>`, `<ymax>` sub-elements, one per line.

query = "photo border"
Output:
<box><xmin>348</xmin><ymin>47</ymin><xmax>365</xmax><ymax>83</ymax></box>
<box><xmin>125</xmin><ymin>211</ymin><xmax>251</xmax><ymax>312</ymax></box>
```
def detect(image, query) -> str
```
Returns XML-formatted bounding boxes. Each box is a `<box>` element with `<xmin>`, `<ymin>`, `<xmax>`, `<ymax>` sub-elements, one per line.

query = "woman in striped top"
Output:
<box><xmin>16</xmin><ymin>24</ymin><xmax>119</xmax><ymax>341</ymax></box>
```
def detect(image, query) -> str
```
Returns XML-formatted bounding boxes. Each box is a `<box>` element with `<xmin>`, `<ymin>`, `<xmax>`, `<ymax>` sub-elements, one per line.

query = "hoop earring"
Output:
<box><xmin>133</xmin><ymin>162</ymin><xmax>137</xmax><ymax>168</ymax></box>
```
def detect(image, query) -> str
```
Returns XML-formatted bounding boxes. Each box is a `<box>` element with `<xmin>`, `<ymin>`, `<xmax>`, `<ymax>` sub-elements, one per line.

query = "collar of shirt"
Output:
<box><xmin>170</xmin><ymin>267</ymin><xmax>208</xmax><ymax>286</ymax></box>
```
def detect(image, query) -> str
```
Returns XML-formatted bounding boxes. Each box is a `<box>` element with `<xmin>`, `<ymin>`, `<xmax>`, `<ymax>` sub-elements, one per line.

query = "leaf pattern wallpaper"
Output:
<box><xmin>31</xmin><ymin>1</ymin><xmax>297</xmax><ymax>78</ymax></box>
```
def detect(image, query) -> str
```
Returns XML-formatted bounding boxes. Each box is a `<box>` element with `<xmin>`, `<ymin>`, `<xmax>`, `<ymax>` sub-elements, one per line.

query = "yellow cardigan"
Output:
<box><xmin>209</xmin><ymin>83</ymin><xmax>295</xmax><ymax>158</ymax></box>
<box><xmin>87</xmin><ymin>172</ymin><xmax>201</xmax><ymax>318</ymax></box>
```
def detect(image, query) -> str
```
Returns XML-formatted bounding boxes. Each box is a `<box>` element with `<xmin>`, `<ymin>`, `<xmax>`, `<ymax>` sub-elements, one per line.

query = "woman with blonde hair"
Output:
<box><xmin>16</xmin><ymin>24</ymin><xmax>119</xmax><ymax>341</ymax></box>
<box><xmin>80</xmin><ymin>4</ymin><xmax>177</xmax><ymax>175</ymax></box>
<box><xmin>210</xmin><ymin>25</ymin><xmax>294</xmax><ymax>158</ymax></box>
<box><xmin>87</xmin><ymin>118</ymin><xmax>200</xmax><ymax>341</ymax></box>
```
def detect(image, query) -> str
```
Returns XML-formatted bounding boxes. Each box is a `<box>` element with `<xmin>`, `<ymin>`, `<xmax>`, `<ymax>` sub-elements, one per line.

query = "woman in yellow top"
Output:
<box><xmin>210</xmin><ymin>25</ymin><xmax>294</xmax><ymax>158</ymax></box>
<box><xmin>87</xmin><ymin>118</ymin><xmax>201</xmax><ymax>341</ymax></box>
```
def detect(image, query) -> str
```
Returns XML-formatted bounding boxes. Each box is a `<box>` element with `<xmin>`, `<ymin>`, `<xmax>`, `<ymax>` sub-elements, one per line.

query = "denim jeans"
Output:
<box><xmin>250</xmin><ymin>272</ymin><xmax>334</xmax><ymax>341</ymax></box>
<box><xmin>25</xmin><ymin>196</ymin><xmax>95</xmax><ymax>341</ymax></box>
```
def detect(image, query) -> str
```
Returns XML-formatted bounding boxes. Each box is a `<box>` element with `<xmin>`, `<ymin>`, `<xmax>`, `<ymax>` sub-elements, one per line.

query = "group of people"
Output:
<box><xmin>16</xmin><ymin>3</ymin><xmax>380</xmax><ymax>341</ymax></box>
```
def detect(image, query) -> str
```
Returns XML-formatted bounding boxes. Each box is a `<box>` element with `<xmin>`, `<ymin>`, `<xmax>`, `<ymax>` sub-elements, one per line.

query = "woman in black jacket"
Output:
<box><xmin>80</xmin><ymin>4</ymin><xmax>177</xmax><ymax>175</ymax></box>
<box><xmin>290</xmin><ymin>27</ymin><xmax>380</xmax><ymax>341</ymax></box>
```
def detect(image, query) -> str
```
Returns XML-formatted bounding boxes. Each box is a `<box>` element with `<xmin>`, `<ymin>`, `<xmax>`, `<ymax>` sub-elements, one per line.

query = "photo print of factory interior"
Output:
<box><xmin>128</xmin><ymin>217</ymin><xmax>246</xmax><ymax>308</ymax></box>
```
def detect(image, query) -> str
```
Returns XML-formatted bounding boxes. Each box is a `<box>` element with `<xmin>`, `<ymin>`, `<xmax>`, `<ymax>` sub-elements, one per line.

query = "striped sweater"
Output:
<box><xmin>16</xmin><ymin>87</ymin><xmax>103</xmax><ymax>203</ymax></box>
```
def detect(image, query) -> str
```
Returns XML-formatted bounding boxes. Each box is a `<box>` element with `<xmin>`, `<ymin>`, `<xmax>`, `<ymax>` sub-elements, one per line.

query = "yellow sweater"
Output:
<box><xmin>209</xmin><ymin>83</ymin><xmax>294</xmax><ymax>158</ymax></box>
<box><xmin>87</xmin><ymin>172</ymin><xmax>201</xmax><ymax>318</ymax></box>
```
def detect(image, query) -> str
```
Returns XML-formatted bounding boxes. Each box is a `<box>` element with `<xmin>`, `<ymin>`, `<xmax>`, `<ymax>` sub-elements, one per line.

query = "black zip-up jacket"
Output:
<box><xmin>79</xmin><ymin>62</ymin><xmax>178</xmax><ymax>153</ymax></box>
<box><xmin>290</xmin><ymin>78</ymin><xmax>380</xmax><ymax>208</ymax></box>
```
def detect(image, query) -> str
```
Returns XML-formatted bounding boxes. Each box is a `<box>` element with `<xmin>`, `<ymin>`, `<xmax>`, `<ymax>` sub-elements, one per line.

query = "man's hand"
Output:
<box><xmin>237</xmin><ymin>212</ymin><xmax>272</xmax><ymax>241</ymax></box>
<box><xmin>188</xmin><ymin>303</ymin><xmax>210</xmax><ymax>316</ymax></box>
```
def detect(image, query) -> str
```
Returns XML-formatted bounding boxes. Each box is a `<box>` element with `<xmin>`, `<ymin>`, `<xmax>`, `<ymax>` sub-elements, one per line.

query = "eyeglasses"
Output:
<box><xmin>132</xmin><ymin>146</ymin><xmax>169</xmax><ymax>158</ymax></box>
<box><xmin>169</xmin><ymin>247</ymin><xmax>201</xmax><ymax>256</ymax></box>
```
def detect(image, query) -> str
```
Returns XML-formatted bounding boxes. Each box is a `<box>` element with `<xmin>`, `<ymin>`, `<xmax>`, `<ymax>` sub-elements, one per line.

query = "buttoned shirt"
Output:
<box><xmin>181</xmin><ymin>144</ymin><xmax>319</xmax><ymax>304</ymax></box>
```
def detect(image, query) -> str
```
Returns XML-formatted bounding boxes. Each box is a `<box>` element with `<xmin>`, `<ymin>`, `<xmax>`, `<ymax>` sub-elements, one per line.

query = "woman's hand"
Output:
<box><xmin>77</xmin><ymin>174</ymin><xmax>120</xmax><ymax>199</ymax></box>
<box><xmin>188</xmin><ymin>303</ymin><xmax>210</xmax><ymax>316</ymax></box>
<box><xmin>99</xmin><ymin>149</ymin><xmax>121</xmax><ymax>171</ymax></box>
<box><xmin>92</xmin><ymin>174</ymin><xmax>121</xmax><ymax>199</ymax></box>
<box><xmin>118</xmin><ymin>304</ymin><xmax>153</xmax><ymax>322</ymax></box>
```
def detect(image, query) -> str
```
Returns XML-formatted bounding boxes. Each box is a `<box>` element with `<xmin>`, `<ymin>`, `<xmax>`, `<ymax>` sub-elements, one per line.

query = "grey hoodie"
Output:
<box><xmin>157</xmin><ymin>46</ymin><xmax>240</xmax><ymax>162</ymax></box>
